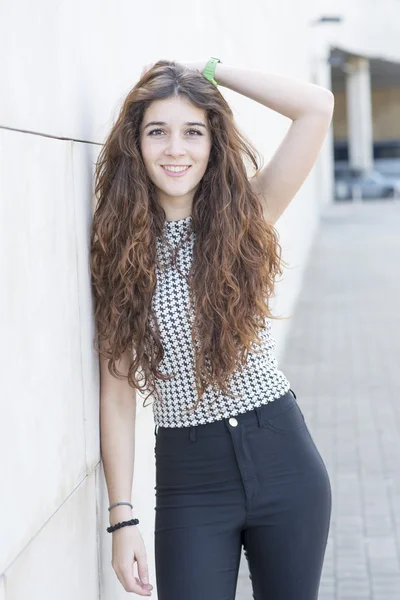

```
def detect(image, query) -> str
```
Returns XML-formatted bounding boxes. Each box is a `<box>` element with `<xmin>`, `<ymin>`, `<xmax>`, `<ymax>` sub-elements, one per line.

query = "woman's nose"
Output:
<box><xmin>165</xmin><ymin>135</ymin><xmax>186</xmax><ymax>155</ymax></box>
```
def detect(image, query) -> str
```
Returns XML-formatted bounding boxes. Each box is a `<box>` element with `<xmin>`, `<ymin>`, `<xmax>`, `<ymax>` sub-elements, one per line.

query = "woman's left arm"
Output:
<box><xmin>189</xmin><ymin>61</ymin><xmax>335</xmax><ymax>225</ymax></box>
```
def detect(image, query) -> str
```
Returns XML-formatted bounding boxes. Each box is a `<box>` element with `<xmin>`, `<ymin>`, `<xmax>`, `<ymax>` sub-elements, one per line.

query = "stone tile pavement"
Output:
<box><xmin>236</xmin><ymin>199</ymin><xmax>400</xmax><ymax>599</ymax></box>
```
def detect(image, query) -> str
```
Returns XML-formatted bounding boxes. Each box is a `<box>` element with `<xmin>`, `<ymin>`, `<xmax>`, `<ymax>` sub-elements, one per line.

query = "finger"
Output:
<box><xmin>117</xmin><ymin>568</ymin><xmax>151</xmax><ymax>596</ymax></box>
<box><xmin>137</xmin><ymin>555</ymin><xmax>151</xmax><ymax>588</ymax></box>
<box><xmin>135</xmin><ymin>576</ymin><xmax>153</xmax><ymax>588</ymax></box>
<box><xmin>135</xmin><ymin>576</ymin><xmax>153</xmax><ymax>591</ymax></box>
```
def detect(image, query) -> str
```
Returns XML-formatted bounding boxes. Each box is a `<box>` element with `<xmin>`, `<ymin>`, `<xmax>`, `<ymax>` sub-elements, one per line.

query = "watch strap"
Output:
<box><xmin>202</xmin><ymin>57</ymin><xmax>222</xmax><ymax>87</ymax></box>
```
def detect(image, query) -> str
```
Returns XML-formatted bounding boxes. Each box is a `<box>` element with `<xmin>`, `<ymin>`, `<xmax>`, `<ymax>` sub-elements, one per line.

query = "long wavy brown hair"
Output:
<box><xmin>90</xmin><ymin>59</ymin><xmax>287</xmax><ymax>414</ymax></box>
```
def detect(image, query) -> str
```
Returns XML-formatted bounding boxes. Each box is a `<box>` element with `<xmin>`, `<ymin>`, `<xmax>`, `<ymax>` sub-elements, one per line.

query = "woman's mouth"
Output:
<box><xmin>161</xmin><ymin>165</ymin><xmax>192</xmax><ymax>177</ymax></box>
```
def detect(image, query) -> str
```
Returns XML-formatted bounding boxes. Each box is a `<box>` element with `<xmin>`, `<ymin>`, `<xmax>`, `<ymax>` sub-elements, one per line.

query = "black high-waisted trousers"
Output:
<box><xmin>153</xmin><ymin>389</ymin><xmax>332</xmax><ymax>600</ymax></box>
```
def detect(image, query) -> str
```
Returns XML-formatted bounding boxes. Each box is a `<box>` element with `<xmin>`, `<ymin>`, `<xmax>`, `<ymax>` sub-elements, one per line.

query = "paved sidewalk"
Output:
<box><xmin>236</xmin><ymin>200</ymin><xmax>400</xmax><ymax>599</ymax></box>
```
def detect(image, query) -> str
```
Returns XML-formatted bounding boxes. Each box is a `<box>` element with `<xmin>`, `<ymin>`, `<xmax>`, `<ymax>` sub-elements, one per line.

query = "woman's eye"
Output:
<box><xmin>187</xmin><ymin>129</ymin><xmax>203</xmax><ymax>136</ymax></box>
<box><xmin>148</xmin><ymin>129</ymin><xmax>203</xmax><ymax>136</ymax></box>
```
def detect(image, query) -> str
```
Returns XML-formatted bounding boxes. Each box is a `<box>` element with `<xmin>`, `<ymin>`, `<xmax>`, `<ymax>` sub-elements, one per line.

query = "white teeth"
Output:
<box><xmin>162</xmin><ymin>165</ymin><xmax>190</xmax><ymax>172</ymax></box>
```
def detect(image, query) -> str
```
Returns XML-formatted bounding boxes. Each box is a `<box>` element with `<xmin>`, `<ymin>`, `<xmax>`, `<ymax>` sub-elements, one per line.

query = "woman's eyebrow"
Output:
<box><xmin>143</xmin><ymin>121</ymin><xmax>207</xmax><ymax>130</ymax></box>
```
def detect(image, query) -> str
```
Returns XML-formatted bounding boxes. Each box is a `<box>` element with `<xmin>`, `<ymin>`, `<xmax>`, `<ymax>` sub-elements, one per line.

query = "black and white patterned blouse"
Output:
<box><xmin>150</xmin><ymin>214</ymin><xmax>291</xmax><ymax>428</ymax></box>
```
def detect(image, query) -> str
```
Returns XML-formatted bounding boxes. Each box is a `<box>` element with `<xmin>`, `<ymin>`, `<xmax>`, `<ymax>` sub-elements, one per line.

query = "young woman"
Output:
<box><xmin>91</xmin><ymin>58</ymin><xmax>334</xmax><ymax>599</ymax></box>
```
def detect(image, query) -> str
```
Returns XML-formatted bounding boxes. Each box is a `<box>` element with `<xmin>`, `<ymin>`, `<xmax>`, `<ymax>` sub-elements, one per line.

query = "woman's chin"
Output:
<box><xmin>157</xmin><ymin>182</ymin><xmax>196</xmax><ymax>197</ymax></box>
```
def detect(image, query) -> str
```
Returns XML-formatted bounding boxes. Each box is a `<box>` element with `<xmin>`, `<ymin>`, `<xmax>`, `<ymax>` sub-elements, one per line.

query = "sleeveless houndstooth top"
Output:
<box><xmin>150</xmin><ymin>214</ymin><xmax>291</xmax><ymax>428</ymax></box>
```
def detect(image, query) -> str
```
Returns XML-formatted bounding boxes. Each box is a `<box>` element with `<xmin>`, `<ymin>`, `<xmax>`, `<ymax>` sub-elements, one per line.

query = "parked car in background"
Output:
<box><xmin>374</xmin><ymin>139</ymin><xmax>400</xmax><ymax>177</ymax></box>
<box><xmin>334</xmin><ymin>139</ymin><xmax>400</xmax><ymax>178</ymax></box>
<box><xmin>334</xmin><ymin>166</ymin><xmax>400</xmax><ymax>200</ymax></box>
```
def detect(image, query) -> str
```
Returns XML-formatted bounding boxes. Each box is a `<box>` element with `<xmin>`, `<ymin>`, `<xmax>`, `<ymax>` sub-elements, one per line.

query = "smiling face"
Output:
<box><xmin>139</xmin><ymin>94</ymin><xmax>212</xmax><ymax>219</ymax></box>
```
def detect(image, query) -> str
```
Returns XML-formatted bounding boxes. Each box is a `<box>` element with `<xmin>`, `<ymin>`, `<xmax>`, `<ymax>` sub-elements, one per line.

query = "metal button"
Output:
<box><xmin>229</xmin><ymin>417</ymin><xmax>238</xmax><ymax>427</ymax></box>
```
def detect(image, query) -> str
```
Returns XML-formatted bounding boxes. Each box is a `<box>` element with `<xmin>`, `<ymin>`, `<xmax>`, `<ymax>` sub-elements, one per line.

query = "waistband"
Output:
<box><xmin>154</xmin><ymin>388</ymin><xmax>297</xmax><ymax>440</ymax></box>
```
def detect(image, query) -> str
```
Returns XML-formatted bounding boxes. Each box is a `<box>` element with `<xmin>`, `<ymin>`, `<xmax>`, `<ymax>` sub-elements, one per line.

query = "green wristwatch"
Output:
<box><xmin>202</xmin><ymin>57</ymin><xmax>222</xmax><ymax>87</ymax></box>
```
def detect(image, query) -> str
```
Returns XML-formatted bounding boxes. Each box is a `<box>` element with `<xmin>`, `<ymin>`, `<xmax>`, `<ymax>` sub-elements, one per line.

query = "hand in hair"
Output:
<box><xmin>139</xmin><ymin>59</ymin><xmax>207</xmax><ymax>80</ymax></box>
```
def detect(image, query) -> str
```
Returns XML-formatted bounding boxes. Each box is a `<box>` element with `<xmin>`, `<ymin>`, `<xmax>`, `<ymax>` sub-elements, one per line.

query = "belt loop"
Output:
<box><xmin>254</xmin><ymin>406</ymin><xmax>266</xmax><ymax>428</ymax></box>
<box><xmin>189</xmin><ymin>426</ymin><xmax>197</xmax><ymax>442</ymax></box>
<box><xmin>154</xmin><ymin>424</ymin><xmax>159</xmax><ymax>436</ymax></box>
<box><xmin>290</xmin><ymin>388</ymin><xmax>297</xmax><ymax>400</ymax></box>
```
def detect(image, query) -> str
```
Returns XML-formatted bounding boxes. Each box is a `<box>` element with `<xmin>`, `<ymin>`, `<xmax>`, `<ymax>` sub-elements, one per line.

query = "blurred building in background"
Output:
<box><xmin>308</xmin><ymin>0</ymin><xmax>400</xmax><ymax>200</ymax></box>
<box><xmin>1</xmin><ymin>1</ymin><xmax>399</xmax><ymax>599</ymax></box>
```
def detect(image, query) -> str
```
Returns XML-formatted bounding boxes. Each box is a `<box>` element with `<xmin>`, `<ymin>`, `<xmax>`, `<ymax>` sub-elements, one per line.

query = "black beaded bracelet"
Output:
<box><xmin>106</xmin><ymin>518</ymin><xmax>139</xmax><ymax>533</ymax></box>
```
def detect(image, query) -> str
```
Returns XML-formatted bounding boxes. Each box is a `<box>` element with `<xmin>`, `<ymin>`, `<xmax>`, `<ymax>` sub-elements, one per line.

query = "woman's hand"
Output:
<box><xmin>178</xmin><ymin>59</ymin><xmax>208</xmax><ymax>72</ymax></box>
<box><xmin>140</xmin><ymin>59</ymin><xmax>207</xmax><ymax>80</ymax></box>
<box><xmin>111</xmin><ymin>525</ymin><xmax>153</xmax><ymax>596</ymax></box>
